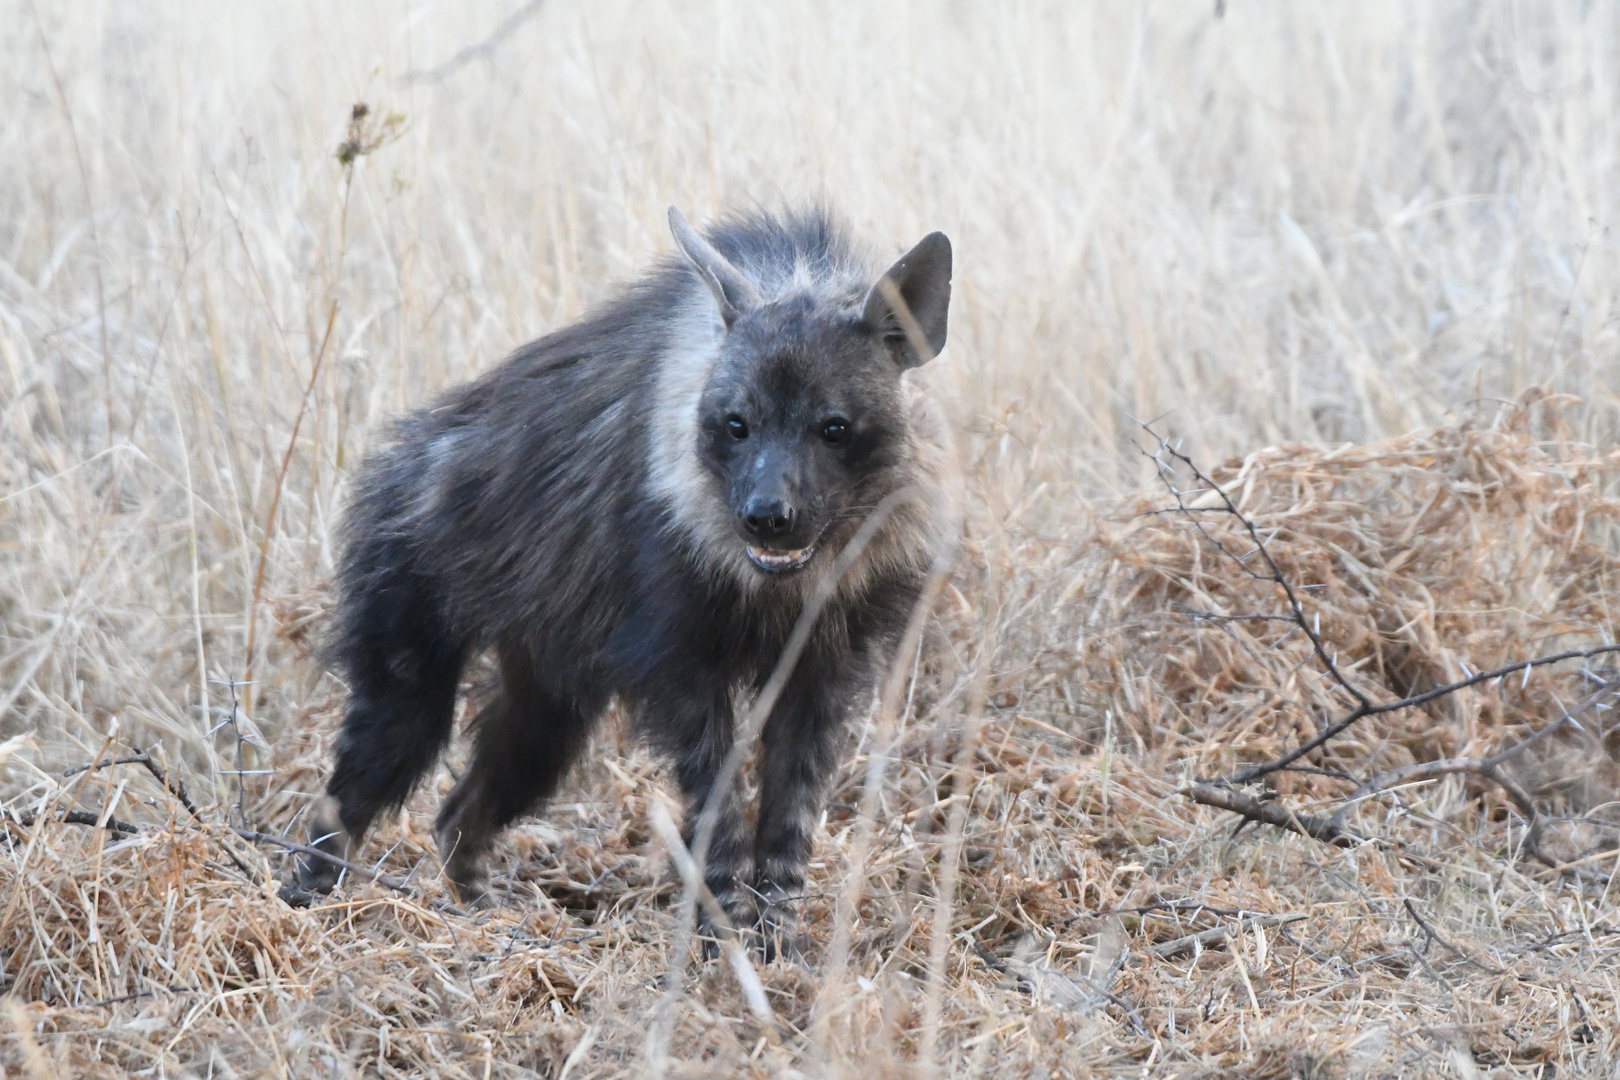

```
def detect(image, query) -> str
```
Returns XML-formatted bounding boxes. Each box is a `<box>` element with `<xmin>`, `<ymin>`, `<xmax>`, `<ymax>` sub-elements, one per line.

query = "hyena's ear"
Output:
<box><xmin>669</xmin><ymin>206</ymin><xmax>760</xmax><ymax>327</ymax></box>
<box><xmin>862</xmin><ymin>232</ymin><xmax>952</xmax><ymax>368</ymax></box>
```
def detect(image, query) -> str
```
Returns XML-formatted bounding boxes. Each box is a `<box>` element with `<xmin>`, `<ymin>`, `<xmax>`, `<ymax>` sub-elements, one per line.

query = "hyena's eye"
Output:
<box><xmin>725</xmin><ymin>415</ymin><xmax>750</xmax><ymax>441</ymax></box>
<box><xmin>820</xmin><ymin>417</ymin><xmax>850</xmax><ymax>445</ymax></box>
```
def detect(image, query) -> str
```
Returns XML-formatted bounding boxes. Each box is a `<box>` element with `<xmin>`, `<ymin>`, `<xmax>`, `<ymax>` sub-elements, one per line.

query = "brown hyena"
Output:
<box><xmin>293</xmin><ymin>205</ymin><xmax>956</xmax><ymax>955</ymax></box>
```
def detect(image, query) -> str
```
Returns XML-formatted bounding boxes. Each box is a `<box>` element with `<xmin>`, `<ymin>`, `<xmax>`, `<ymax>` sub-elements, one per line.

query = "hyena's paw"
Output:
<box><xmin>288</xmin><ymin>797</ymin><xmax>351</xmax><ymax>899</ymax></box>
<box><xmin>752</xmin><ymin>884</ymin><xmax>807</xmax><ymax>964</ymax></box>
<box><xmin>436</xmin><ymin>826</ymin><xmax>496</xmax><ymax>910</ymax></box>
<box><xmin>693</xmin><ymin>881</ymin><xmax>757</xmax><ymax>960</ymax></box>
<box><xmin>440</xmin><ymin>856</ymin><xmax>494</xmax><ymax>908</ymax></box>
<box><xmin>702</xmin><ymin>883</ymin><xmax>805</xmax><ymax>963</ymax></box>
<box><xmin>449</xmin><ymin>876</ymin><xmax>497</xmax><ymax>910</ymax></box>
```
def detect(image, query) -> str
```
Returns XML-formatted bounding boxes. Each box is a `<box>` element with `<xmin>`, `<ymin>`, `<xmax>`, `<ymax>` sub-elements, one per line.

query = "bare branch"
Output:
<box><xmin>1141</xmin><ymin>421</ymin><xmax>1620</xmax><ymax>804</ymax></box>
<box><xmin>1320</xmin><ymin>678</ymin><xmax>1620</xmax><ymax>855</ymax></box>
<box><xmin>1238</xmin><ymin>646</ymin><xmax>1620</xmax><ymax>785</ymax></box>
<box><xmin>399</xmin><ymin>1</ymin><xmax>549</xmax><ymax>85</ymax></box>
<box><xmin>2</xmin><ymin>808</ymin><xmax>139</xmax><ymax>836</ymax></box>
<box><xmin>1147</xmin><ymin>421</ymin><xmax>1620</xmax><ymax>881</ymax></box>
<box><xmin>1182</xmin><ymin>783</ymin><xmax>1358</xmax><ymax>848</ymax></box>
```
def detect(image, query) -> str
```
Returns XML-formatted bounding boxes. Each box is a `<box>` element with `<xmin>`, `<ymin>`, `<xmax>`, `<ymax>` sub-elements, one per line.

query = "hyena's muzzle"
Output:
<box><xmin>732</xmin><ymin>443</ymin><xmax>829</xmax><ymax>573</ymax></box>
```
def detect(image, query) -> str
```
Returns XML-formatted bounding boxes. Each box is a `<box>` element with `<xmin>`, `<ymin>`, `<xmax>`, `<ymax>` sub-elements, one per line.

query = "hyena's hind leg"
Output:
<box><xmin>433</xmin><ymin>647</ymin><xmax>599</xmax><ymax>906</ymax></box>
<box><xmin>294</xmin><ymin>567</ymin><xmax>467</xmax><ymax>896</ymax></box>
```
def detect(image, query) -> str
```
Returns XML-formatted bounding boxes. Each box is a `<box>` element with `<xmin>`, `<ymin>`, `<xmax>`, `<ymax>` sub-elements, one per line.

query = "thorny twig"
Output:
<box><xmin>1235</xmin><ymin>647</ymin><xmax>1620</xmax><ymax>788</ymax></box>
<box><xmin>216</xmin><ymin>677</ymin><xmax>251</xmax><ymax>830</ymax></box>
<box><xmin>58</xmin><ymin>748</ymin><xmax>256</xmax><ymax>879</ymax></box>
<box><xmin>1144</xmin><ymin>429</ymin><xmax>1371</xmax><ymax>718</ymax></box>
<box><xmin>1142</xmin><ymin>422</ymin><xmax>1620</xmax><ymax>877</ymax></box>
<box><xmin>65</xmin><ymin>748</ymin><xmax>200</xmax><ymax>818</ymax></box>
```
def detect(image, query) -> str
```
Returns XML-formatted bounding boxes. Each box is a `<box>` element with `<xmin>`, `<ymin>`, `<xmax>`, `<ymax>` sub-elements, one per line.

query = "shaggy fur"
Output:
<box><xmin>294</xmin><ymin>206</ymin><xmax>957</xmax><ymax>949</ymax></box>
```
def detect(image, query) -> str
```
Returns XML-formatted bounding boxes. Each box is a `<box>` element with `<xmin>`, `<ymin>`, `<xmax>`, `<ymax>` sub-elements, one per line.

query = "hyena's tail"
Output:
<box><xmin>297</xmin><ymin>534</ymin><xmax>467</xmax><ymax>894</ymax></box>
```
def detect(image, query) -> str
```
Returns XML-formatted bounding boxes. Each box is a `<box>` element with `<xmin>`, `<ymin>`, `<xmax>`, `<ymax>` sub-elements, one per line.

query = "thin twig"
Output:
<box><xmin>1148</xmin><ymin>911</ymin><xmax>1308</xmax><ymax>958</ymax></box>
<box><xmin>1402</xmin><ymin>898</ymin><xmax>1507</xmax><ymax>976</ymax></box>
<box><xmin>1092</xmin><ymin>900</ymin><xmax>1252</xmax><ymax>920</ymax></box>
<box><xmin>240</xmin><ymin>297</ymin><xmax>337</xmax><ymax>713</ymax></box>
<box><xmin>1326</xmin><ymin>758</ymin><xmax>1536</xmax><ymax>834</ymax></box>
<box><xmin>400</xmin><ymin>0</ymin><xmax>549</xmax><ymax>84</ymax></box>
<box><xmin>1143</xmin><ymin>427</ymin><xmax>1369</xmax><ymax>711</ymax></box>
<box><xmin>1234</xmin><ymin>645</ymin><xmax>1620</xmax><ymax>786</ymax></box>
<box><xmin>1</xmin><ymin>808</ymin><xmax>138</xmax><ymax>836</ymax></box>
<box><xmin>1517</xmin><ymin>924</ymin><xmax>1620</xmax><ymax>953</ymax></box>
<box><xmin>76</xmin><ymin>985</ymin><xmax>202</xmax><ymax>1010</ymax></box>
<box><xmin>63</xmin><ymin>754</ymin><xmax>154</xmax><ymax>778</ymax></box>
<box><xmin>62</xmin><ymin>748</ymin><xmax>256</xmax><ymax>878</ymax></box>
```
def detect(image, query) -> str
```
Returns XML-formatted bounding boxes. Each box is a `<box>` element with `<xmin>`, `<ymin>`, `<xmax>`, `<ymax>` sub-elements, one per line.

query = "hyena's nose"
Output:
<box><xmin>742</xmin><ymin>497</ymin><xmax>794</xmax><ymax>538</ymax></box>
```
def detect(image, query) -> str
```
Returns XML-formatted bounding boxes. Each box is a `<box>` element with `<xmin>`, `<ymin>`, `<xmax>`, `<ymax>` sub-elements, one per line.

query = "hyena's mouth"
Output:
<box><xmin>746</xmin><ymin>544</ymin><xmax>817</xmax><ymax>573</ymax></box>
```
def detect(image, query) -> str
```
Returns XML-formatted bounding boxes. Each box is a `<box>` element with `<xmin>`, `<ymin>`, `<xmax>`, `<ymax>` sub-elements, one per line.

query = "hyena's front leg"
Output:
<box><xmin>661</xmin><ymin>698</ymin><xmax>755</xmax><ymax>940</ymax></box>
<box><xmin>752</xmin><ymin>664</ymin><xmax>859</xmax><ymax>960</ymax></box>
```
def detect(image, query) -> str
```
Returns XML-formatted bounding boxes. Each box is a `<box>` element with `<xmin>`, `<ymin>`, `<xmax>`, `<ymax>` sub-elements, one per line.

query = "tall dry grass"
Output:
<box><xmin>4</xmin><ymin>2</ymin><xmax>1620</xmax><ymax>1076</ymax></box>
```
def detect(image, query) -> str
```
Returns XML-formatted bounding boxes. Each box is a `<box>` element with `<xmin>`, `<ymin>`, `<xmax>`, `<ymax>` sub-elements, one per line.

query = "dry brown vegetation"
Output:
<box><xmin>5</xmin><ymin>3</ymin><xmax>1620</xmax><ymax>1077</ymax></box>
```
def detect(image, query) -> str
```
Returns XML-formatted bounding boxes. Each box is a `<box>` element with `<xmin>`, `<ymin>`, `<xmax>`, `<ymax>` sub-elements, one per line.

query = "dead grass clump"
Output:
<box><xmin>1042</xmin><ymin>392</ymin><xmax>1620</xmax><ymax>812</ymax></box>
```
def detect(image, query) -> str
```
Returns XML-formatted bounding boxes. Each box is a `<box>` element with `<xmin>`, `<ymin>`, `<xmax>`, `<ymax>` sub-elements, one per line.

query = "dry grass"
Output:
<box><xmin>5</xmin><ymin>2</ymin><xmax>1620</xmax><ymax>1076</ymax></box>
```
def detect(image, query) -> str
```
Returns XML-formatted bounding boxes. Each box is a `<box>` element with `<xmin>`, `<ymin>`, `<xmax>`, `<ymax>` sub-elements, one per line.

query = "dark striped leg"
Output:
<box><xmin>298</xmin><ymin>571</ymin><xmax>465</xmax><ymax>895</ymax></box>
<box><xmin>752</xmin><ymin>661</ymin><xmax>859</xmax><ymax>960</ymax></box>
<box><xmin>669</xmin><ymin>707</ymin><xmax>755</xmax><ymax>941</ymax></box>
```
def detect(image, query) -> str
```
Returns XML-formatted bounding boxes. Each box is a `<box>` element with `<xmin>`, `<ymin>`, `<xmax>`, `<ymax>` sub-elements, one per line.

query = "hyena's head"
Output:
<box><xmin>668</xmin><ymin>207</ymin><xmax>952</xmax><ymax>577</ymax></box>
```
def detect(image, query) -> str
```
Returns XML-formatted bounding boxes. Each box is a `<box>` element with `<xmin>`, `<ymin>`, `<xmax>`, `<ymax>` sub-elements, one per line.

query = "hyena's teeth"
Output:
<box><xmin>746</xmin><ymin>545</ymin><xmax>815</xmax><ymax>572</ymax></box>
